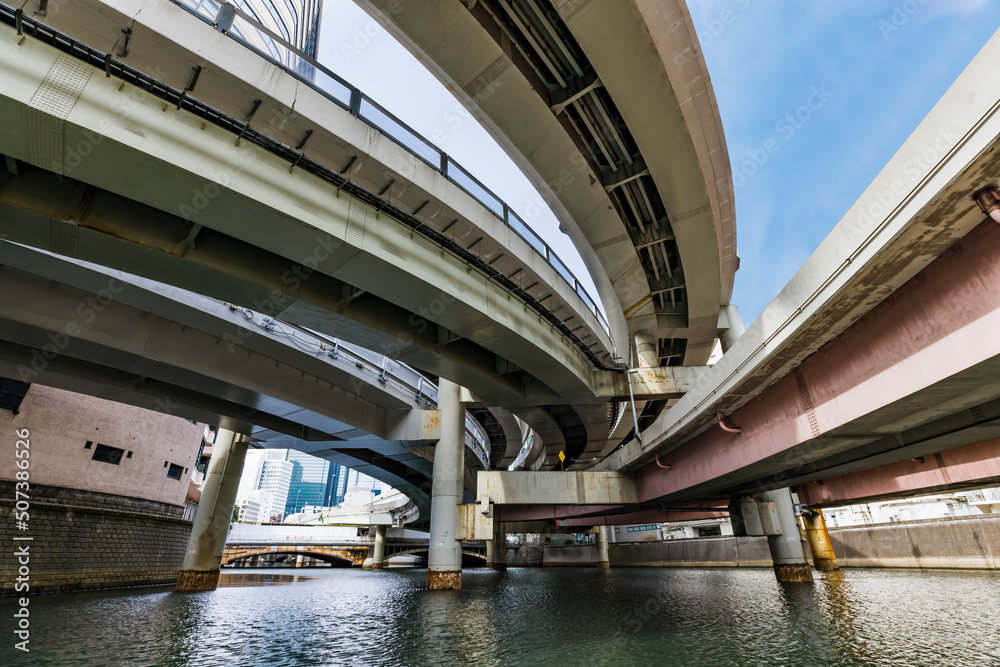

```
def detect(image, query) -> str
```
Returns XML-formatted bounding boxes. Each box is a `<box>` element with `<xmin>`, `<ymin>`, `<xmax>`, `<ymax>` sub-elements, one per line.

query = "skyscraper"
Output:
<box><xmin>283</xmin><ymin>450</ymin><xmax>335</xmax><ymax>515</ymax></box>
<box><xmin>236</xmin><ymin>449</ymin><xmax>293</xmax><ymax>522</ymax></box>
<box><xmin>178</xmin><ymin>0</ymin><xmax>323</xmax><ymax>78</ymax></box>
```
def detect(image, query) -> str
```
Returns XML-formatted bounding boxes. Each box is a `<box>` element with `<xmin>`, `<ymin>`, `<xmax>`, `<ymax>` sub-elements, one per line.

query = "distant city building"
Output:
<box><xmin>234</xmin><ymin>492</ymin><xmax>265</xmax><ymax>523</ymax></box>
<box><xmin>283</xmin><ymin>450</ymin><xmax>340</xmax><ymax>515</ymax></box>
<box><xmin>824</xmin><ymin>487</ymin><xmax>1000</xmax><ymax>527</ymax></box>
<box><xmin>236</xmin><ymin>449</ymin><xmax>293</xmax><ymax>522</ymax></box>
<box><xmin>179</xmin><ymin>0</ymin><xmax>322</xmax><ymax>77</ymax></box>
<box><xmin>236</xmin><ymin>449</ymin><xmax>389</xmax><ymax>520</ymax></box>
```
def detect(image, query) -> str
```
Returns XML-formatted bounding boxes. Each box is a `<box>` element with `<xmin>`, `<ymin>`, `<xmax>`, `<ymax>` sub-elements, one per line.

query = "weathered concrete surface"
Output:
<box><xmin>427</xmin><ymin>570</ymin><xmax>462</xmax><ymax>590</ymax></box>
<box><xmin>610</xmin><ymin>537</ymin><xmax>772</xmax><ymax>568</ymax></box>
<box><xmin>478</xmin><ymin>472</ymin><xmax>638</xmax><ymax>506</ymax></box>
<box><xmin>508</xmin><ymin>545</ymin><xmax>544</xmax><ymax>568</ymax></box>
<box><xmin>543</xmin><ymin>545</ymin><xmax>600</xmax><ymax>567</ymax></box>
<box><xmin>604</xmin><ymin>515</ymin><xmax>1000</xmax><ymax>570</ymax></box>
<box><xmin>828</xmin><ymin>515</ymin><xmax>1000</xmax><ymax>570</ymax></box>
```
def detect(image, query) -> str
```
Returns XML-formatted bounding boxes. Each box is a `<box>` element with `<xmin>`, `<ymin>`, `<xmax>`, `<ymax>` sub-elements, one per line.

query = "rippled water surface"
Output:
<box><xmin>3</xmin><ymin>567</ymin><xmax>1000</xmax><ymax>666</ymax></box>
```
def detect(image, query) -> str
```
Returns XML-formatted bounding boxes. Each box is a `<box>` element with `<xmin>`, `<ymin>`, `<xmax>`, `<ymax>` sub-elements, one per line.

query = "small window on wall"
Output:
<box><xmin>167</xmin><ymin>463</ymin><xmax>184</xmax><ymax>480</ymax></box>
<box><xmin>92</xmin><ymin>444</ymin><xmax>124</xmax><ymax>465</ymax></box>
<box><xmin>0</xmin><ymin>377</ymin><xmax>30</xmax><ymax>414</ymax></box>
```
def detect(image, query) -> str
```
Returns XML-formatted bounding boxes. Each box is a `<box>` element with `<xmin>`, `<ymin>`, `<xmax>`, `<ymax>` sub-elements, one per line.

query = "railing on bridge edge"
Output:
<box><xmin>172</xmin><ymin>0</ymin><xmax>611</xmax><ymax>339</ymax></box>
<box><xmin>222</xmin><ymin>300</ymin><xmax>491</xmax><ymax>467</ymax></box>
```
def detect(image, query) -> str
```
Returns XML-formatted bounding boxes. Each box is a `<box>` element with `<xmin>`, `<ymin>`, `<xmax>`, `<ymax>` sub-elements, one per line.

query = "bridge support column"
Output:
<box><xmin>719</xmin><ymin>304</ymin><xmax>745</xmax><ymax>353</ymax></box>
<box><xmin>494</xmin><ymin>523</ymin><xmax>507</xmax><ymax>571</ymax></box>
<box><xmin>762</xmin><ymin>488</ymin><xmax>813</xmax><ymax>583</ymax></box>
<box><xmin>634</xmin><ymin>331</ymin><xmax>658</xmax><ymax>367</ymax></box>
<box><xmin>176</xmin><ymin>429</ymin><xmax>248</xmax><ymax>592</ymax></box>
<box><xmin>596</xmin><ymin>526</ymin><xmax>610</xmax><ymax>568</ymax></box>
<box><xmin>427</xmin><ymin>378</ymin><xmax>465</xmax><ymax>590</ymax></box>
<box><xmin>803</xmin><ymin>509</ymin><xmax>839</xmax><ymax>571</ymax></box>
<box><xmin>485</xmin><ymin>536</ymin><xmax>495</xmax><ymax>568</ymax></box>
<box><xmin>249</xmin><ymin>555</ymin><xmax>259</xmax><ymax>567</ymax></box>
<box><xmin>366</xmin><ymin>525</ymin><xmax>386</xmax><ymax>569</ymax></box>
<box><xmin>296</xmin><ymin>555</ymin><xmax>305</xmax><ymax>568</ymax></box>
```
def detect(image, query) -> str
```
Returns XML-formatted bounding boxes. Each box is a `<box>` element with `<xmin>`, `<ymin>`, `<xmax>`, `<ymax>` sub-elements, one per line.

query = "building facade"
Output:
<box><xmin>0</xmin><ymin>382</ymin><xmax>206</xmax><ymax>593</ymax></box>
<box><xmin>283</xmin><ymin>450</ymin><xmax>338</xmax><ymax>515</ymax></box>
<box><xmin>178</xmin><ymin>0</ymin><xmax>323</xmax><ymax>77</ymax></box>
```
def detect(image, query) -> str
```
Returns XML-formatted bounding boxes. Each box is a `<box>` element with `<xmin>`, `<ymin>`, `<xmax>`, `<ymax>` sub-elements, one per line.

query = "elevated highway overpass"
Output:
<box><xmin>355</xmin><ymin>0</ymin><xmax>741</xmax><ymax>463</ymax></box>
<box><xmin>0</xmin><ymin>242</ymin><xmax>504</xmax><ymax>521</ymax></box>
<box><xmin>478</xmin><ymin>23</ymin><xmax>1000</xmax><ymax>546</ymax></box>
<box><xmin>4</xmin><ymin>0</ymin><xmax>998</xmax><ymax>588</ymax></box>
<box><xmin>0</xmin><ymin>0</ymin><xmax>662</xmax><ymax>469</ymax></box>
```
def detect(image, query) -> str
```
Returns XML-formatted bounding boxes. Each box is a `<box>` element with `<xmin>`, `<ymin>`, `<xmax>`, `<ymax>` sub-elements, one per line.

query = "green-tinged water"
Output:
<box><xmin>3</xmin><ymin>567</ymin><xmax>1000</xmax><ymax>666</ymax></box>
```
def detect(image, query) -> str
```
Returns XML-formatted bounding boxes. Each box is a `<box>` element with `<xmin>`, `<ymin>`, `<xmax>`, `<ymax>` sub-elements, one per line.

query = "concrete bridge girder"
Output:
<box><xmin>0</xmin><ymin>0</ymin><xmax>613</xmax><ymax>396</ymax></box>
<box><xmin>0</xmin><ymin>243</ymin><xmax>494</xmax><ymax>448</ymax></box>
<box><xmin>0</xmin><ymin>8</ymin><xmax>657</xmax><ymax>464</ymax></box>
<box><xmin>355</xmin><ymin>0</ymin><xmax>736</xmax><ymax>364</ymax></box>
<box><xmin>591</xmin><ymin>24</ymin><xmax>1000</xmax><ymax>485</ymax></box>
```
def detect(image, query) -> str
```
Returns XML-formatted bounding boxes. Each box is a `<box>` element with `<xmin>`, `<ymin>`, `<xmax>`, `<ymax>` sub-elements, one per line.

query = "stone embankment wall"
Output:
<box><xmin>0</xmin><ymin>482</ymin><xmax>193</xmax><ymax>595</ymax></box>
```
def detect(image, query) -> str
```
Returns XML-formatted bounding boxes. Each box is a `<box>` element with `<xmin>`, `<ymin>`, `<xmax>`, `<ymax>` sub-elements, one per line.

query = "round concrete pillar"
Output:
<box><xmin>373</xmin><ymin>525</ymin><xmax>386</xmax><ymax>569</ymax></box>
<box><xmin>803</xmin><ymin>509</ymin><xmax>839</xmax><ymax>571</ymax></box>
<box><xmin>296</xmin><ymin>555</ymin><xmax>305</xmax><ymax>568</ymax></box>
<box><xmin>485</xmin><ymin>537</ymin><xmax>496</xmax><ymax>569</ymax></box>
<box><xmin>719</xmin><ymin>305</ymin><xmax>745</xmax><ymax>353</ymax></box>
<box><xmin>176</xmin><ymin>429</ymin><xmax>248</xmax><ymax>592</ymax></box>
<box><xmin>249</xmin><ymin>555</ymin><xmax>259</xmax><ymax>567</ymax></box>
<box><xmin>596</xmin><ymin>526</ymin><xmax>610</xmax><ymax>568</ymax></box>
<box><xmin>634</xmin><ymin>331</ymin><xmax>658</xmax><ymax>368</ymax></box>
<box><xmin>494</xmin><ymin>523</ymin><xmax>507</xmax><ymax>571</ymax></box>
<box><xmin>427</xmin><ymin>378</ymin><xmax>465</xmax><ymax>590</ymax></box>
<box><xmin>762</xmin><ymin>488</ymin><xmax>813</xmax><ymax>583</ymax></box>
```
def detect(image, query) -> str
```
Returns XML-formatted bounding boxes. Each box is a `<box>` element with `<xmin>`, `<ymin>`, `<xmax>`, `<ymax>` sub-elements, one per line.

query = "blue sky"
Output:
<box><xmin>318</xmin><ymin>0</ymin><xmax>1000</xmax><ymax>327</ymax></box>
<box><xmin>689</xmin><ymin>0</ymin><xmax>1000</xmax><ymax>323</ymax></box>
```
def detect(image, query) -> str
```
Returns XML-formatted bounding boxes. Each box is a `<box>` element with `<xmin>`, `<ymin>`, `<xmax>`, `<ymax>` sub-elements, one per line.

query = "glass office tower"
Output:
<box><xmin>283</xmin><ymin>450</ymin><xmax>337</xmax><ymax>515</ymax></box>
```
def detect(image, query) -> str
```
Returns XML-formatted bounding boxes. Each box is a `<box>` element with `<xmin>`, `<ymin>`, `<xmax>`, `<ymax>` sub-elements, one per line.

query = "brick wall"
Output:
<box><xmin>0</xmin><ymin>482</ymin><xmax>194</xmax><ymax>595</ymax></box>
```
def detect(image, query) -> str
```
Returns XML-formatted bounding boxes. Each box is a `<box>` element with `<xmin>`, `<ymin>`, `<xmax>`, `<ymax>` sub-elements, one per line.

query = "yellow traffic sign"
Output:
<box><xmin>558</xmin><ymin>450</ymin><xmax>565</xmax><ymax>462</ymax></box>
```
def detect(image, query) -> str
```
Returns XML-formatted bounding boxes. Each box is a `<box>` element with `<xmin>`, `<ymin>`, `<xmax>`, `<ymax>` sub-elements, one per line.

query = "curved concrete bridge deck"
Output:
<box><xmin>354</xmin><ymin>0</ymin><xmax>742</xmax><ymax>465</ymax></box>
<box><xmin>0</xmin><ymin>0</ymin><xmax>678</xmax><ymax>468</ymax></box>
<box><xmin>356</xmin><ymin>0</ymin><xmax>738</xmax><ymax>366</ymax></box>
<box><xmin>0</xmin><ymin>242</ymin><xmax>502</xmax><ymax>520</ymax></box>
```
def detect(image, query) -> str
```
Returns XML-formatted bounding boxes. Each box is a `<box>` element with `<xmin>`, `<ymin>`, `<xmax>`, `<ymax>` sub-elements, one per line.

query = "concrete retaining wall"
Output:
<box><xmin>507</xmin><ymin>545</ymin><xmax>543</xmax><ymax>567</ymax></box>
<box><xmin>599</xmin><ymin>514</ymin><xmax>1000</xmax><ymax>570</ymax></box>
<box><xmin>610</xmin><ymin>536</ymin><xmax>772</xmax><ymax>567</ymax></box>
<box><xmin>543</xmin><ymin>544</ymin><xmax>599</xmax><ymax>566</ymax></box>
<box><xmin>828</xmin><ymin>514</ymin><xmax>1000</xmax><ymax>569</ymax></box>
<box><xmin>0</xmin><ymin>482</ymin><xmax>193</xmax><ymax>594</ymax></box>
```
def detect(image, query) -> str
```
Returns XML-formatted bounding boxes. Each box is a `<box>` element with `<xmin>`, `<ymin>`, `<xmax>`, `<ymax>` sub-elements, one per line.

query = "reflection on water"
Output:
<box><xmin>217</xmin><ymin>572</ymin><xmax>313</xmax><ymax>588</ymax></box>
<box><xmin>3</xmin><ymin>567</ymin><xmax>1000</xmax><ymax>666</ymax></box>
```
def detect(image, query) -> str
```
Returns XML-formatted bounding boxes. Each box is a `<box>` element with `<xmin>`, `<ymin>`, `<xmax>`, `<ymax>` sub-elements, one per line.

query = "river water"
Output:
<box><xmin>3</xmin><ymin>567</ymin><xmax>1000</xmax><ymax>666</ymax></box>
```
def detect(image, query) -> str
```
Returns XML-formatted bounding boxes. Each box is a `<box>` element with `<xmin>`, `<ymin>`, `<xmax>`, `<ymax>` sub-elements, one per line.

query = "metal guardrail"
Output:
<box><xmin>965</xmin><ymin>489</ymin><xmax>1000</xmax><ymax>504</ymax></box>
<box><xmin>222</xmin><ymin>301</ymin><xmax>491</xmax><ymax>466</ymax></box>
<box><xmin>172</xmin><ymin>0</ymin><xmax>611</xmax><ymax>338</ymax></box>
